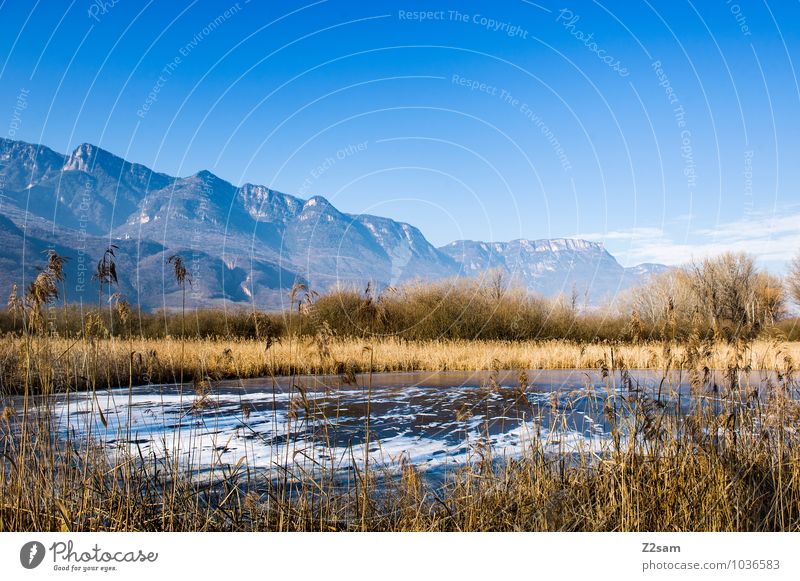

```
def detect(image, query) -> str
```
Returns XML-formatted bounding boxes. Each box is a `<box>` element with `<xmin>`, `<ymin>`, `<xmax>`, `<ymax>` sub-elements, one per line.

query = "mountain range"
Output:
<box><xmin>0</xmin><ymin>138</ymin><xmax>666</xmax><ymax>310</ymax></box>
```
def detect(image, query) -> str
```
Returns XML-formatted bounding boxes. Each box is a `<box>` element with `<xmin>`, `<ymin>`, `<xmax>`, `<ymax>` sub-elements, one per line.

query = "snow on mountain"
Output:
<box><xmin>440</xmin><ymin>238</ymin><xmax>661</xmax><ymax>303</ymax></box>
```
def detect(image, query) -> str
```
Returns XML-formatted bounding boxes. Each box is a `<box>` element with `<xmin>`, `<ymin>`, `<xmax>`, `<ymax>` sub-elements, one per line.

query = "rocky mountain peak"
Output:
<box><xmin>0</xmin><ymin>138</ymin><xmax>667</xmax><ymax>309</ymax></box>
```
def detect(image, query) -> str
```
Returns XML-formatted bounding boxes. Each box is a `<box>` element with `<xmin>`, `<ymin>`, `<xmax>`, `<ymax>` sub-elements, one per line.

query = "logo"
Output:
<box><xmin>20</xmin><ymin>541</ymin><xmax>46</xmax><ymax>569</ymax></box>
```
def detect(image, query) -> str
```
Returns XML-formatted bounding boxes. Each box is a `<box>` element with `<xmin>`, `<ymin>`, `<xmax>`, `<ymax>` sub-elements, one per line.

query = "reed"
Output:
<box><xmin>2</xmin><ymin>334</ymin><xmax>800</xmax><ymax>395</ymax></box>
<box><xmin>2</xmin><ymin>334</ymin><xmax>800</xmax><ymax>531</ymax></box>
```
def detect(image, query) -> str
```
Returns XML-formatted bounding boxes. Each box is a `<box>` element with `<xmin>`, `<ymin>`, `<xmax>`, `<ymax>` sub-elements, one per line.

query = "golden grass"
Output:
<box><xmin>1</xmin><ymin>335</ymin><xmax>798</xmax><ymax>393</ymax></box>
<box><xmin>2</xmin><ymin>333</ymin><xmax>800</xmax><ymax>532</ymax></box>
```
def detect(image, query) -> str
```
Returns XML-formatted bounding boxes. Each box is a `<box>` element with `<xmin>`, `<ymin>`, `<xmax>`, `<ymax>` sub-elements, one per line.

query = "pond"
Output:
<box><xmin>32</xmin><ymin>368</ymin><xmax>781</xmax><ymax>480</ymax></box>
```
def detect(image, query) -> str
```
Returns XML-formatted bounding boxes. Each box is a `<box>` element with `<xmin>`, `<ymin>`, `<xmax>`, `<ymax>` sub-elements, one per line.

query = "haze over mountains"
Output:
<box><xmin>0</xmin><ymin>138</ymin><xmax>665</xmax><ymax>310</ymax></box>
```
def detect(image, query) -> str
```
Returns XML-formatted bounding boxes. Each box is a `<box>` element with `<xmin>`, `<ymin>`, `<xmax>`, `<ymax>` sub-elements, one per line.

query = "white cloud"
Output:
<box><xmin>576</xmin><ymin>206</ymin><xmax>800</xmax><ymax>269</ymax></box>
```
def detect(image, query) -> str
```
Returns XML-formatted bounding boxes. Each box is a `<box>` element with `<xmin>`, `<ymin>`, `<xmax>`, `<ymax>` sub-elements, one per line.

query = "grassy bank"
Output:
<box><xmin>2</xmin><ymin>335</ymin><xmax>799</xmax><ymax>394</ymax></box>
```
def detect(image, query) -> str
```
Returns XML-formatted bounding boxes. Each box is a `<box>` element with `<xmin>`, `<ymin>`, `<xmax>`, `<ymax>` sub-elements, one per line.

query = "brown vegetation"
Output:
<box><xmin>2</xmin><ymin>251</ymin><xmax>793</xmax><ymax>347</ymax></box>
<box><xmin>3</xmin><ymin>334</ymin><xmax>800</xmax><ymax>395</ymax></box>
<box><xmin>2</xmin><ymin>248</ymin><xmax>800</xmax><ymax>532</ymax></box>
<box><xmin>2</xmin><ymin>335</ymin><xmax>800</xmax><ymax>532</ymax></box>
<box><xmin>622</xmin><ymin>252</ymin><xmax>787</xmax><ymax>341</ymax></box>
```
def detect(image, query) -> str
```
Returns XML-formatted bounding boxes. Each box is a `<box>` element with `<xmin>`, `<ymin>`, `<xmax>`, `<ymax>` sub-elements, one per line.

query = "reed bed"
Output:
<box><xmin>1</xmin><ymin>334</ymin><xmax>799</xmax><ymax>395</ymax></box>
<box><xmin>2</xmin><ymin>333</ymin><xmax>800</xmax><ymax>532</ymax></box>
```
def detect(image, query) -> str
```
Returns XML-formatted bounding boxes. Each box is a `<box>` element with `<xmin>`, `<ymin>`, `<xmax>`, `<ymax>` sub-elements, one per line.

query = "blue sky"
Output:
<box><xmin>1</xmin><ymin>0</ymin><xmax>799</xmax><ymax>268</ymax></box>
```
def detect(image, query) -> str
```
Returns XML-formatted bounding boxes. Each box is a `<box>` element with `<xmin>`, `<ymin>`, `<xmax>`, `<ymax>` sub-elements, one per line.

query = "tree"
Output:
<box><xmin>620</xmin><ymin>251</ymin><xmax>786</xmax><ymax>340</ymax></box>
<box><xmin>686</xmin><ymin>252</ymin><xmax>783</xmax><ymax>339</ymax></box>
<box><xmin>619</xmin><ymin>269</ymin><xmax>699</xmax><ymax>337</ymax></box>
<box><xmin>788</xmin><ymin>250</ymin><xmax>800</xmax><ymax>307</ymax></box>
<box><xmin>754</xmin><ymin>272</ymin><xmax>786</xmax><ymax>326</ymax></box>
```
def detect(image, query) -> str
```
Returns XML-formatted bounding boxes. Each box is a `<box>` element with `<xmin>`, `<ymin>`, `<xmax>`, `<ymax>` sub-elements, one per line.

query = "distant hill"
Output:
<box><xmin>0</xmin><ymin>138</ymin><xmax>665</xmax><ymax>309</ymax></box>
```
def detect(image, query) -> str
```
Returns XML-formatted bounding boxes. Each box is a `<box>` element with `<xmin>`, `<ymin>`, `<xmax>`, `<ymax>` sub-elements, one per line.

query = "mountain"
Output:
<box><xmin>1</xmin><ymin>139</ymin><xmax>174</xmax><ymax>234</ymax></box>
<box><xmin>439</xmin><ymin>238</ymin><xmax>657</xmax><ymax>303</ymax></box>
<box><xmin>0</xmin><ymin>138</ymin><xmax>664</xmax><ymax>309</ymax></box>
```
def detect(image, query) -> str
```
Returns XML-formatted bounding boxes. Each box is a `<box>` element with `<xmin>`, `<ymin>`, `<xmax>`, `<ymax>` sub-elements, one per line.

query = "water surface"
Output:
<box><xmin>34</xmin><ymin>368</ymin><xmax>781</xmax><ymax>479</ymax></box>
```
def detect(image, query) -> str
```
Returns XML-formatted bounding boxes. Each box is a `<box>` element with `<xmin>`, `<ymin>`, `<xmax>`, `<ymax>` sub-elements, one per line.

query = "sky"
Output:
<box><xmin>1</xmin><ymin>0</ymin><xmax>799</xmax><ymax>269</ymax></box>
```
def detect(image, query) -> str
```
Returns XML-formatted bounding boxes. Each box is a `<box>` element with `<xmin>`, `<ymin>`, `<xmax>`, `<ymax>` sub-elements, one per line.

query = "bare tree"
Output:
<box><xmin>686</xmin><ymin>252</ymin><xmax>782</xmax><ymax>339</ymax></box>
<box><xmin>753</xmin><ymin>271</ymin><xmax>785</xmax><ymax>327</ymax></box>
<box><xmin>485</xmin><ymin>267</ymin><xmax>506</xmax><ymax>302</ymax></box>
<box><xmin>620</xmin><ymin>252</ymin><xmax>785</xmax><ymax>340</ymax></box>
<box><xmin>619</xmin><ymin>269</ymin><xmax>699</xmax><ymax>333</ymax></box>
<box><xmin>788</xmin><ymin>250</ymin><xmax>800</xmax><ymax>307</ymax></box>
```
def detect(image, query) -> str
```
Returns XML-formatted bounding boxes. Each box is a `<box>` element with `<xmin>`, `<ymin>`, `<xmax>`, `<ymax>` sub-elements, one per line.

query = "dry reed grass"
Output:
<box><xmin>2</xmin><ymin>326</ymin><xmax>800</xmax><ymax>531</ymax></box>
<box><xmin>2</xmin><ymin>341</ymin><xmax>800</xmax><ymax>532</ymax></box>
<box><xmin>1</xmin><ymin>335</ymin><xmax>799</xmax><ymax>394</ymax></box>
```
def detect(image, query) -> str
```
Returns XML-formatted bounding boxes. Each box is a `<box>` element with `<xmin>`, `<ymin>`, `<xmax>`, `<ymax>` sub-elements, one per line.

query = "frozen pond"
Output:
<box><xmin>22</xmin><ymin>368</ymin><xmax>783</xmax><ymax>480</ymax></box>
